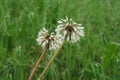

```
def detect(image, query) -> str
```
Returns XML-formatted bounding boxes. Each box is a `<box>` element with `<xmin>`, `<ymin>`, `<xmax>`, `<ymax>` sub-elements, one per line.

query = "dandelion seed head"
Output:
<box><xmin>36</xmin><ymin>28</ymin><xmax>62</xmax><ymax>50</ymax></box>
<box><xmin>56</xmin><ymin>17</ymin><xmax>85</xmax><ymax>43</ymax></box>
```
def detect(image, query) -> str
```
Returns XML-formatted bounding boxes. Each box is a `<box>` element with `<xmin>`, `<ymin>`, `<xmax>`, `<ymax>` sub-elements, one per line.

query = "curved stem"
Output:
<box><xmin>38</xmin><ymin>40</ymin><xmax>65</xmax><ymax>80</ymax></box>
<box><xmin>28</xmin><ymin>47</ymin><xmax>48</xmax><ymax>80</ymax></box>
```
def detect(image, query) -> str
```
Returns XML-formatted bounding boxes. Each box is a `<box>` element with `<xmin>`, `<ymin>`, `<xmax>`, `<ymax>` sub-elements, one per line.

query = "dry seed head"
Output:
<box><xmin>36</xmin><ymin>28</ymin><xmax>63</xmax><ymax>50</ymax></box>
<box><xmin>55</xmin><ymin>17</ymin><xmax>85</xmax><ymax>43</ymax></box>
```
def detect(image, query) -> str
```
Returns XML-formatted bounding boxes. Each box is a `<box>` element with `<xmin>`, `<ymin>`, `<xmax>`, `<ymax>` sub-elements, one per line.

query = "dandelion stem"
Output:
<box><xmin>28</xmin><ymin>46</ymin><xmax>48</xmax><ymax>80</ymax></box>
<box><xmin>38</xmin><ymin>40</ymin><xmax>65</xmax><ymax>80</ymax></box>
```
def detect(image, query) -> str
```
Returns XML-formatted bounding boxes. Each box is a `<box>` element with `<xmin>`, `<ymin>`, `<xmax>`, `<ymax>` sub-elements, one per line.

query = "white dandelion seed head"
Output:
<box><xmin>36</xmin><ymin>28</ymin><xmax>49</xmax><ymax>47</ymax></box>
<box><xmin>56</xmin><ymin>17</ymin><xmax>85</xmax><ymax>43</ymax></box>
<box><xmin>49</xmin><ymin>33</ymin><xmax>63</xmax><ymax>50</ymax></box>
<box><xmin>36</xmin><ymin>28</ymin><xmax>63</xmax><ymax>50</ymax></box>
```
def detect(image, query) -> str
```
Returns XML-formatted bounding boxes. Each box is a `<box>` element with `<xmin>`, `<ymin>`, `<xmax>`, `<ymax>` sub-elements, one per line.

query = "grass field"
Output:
<box><xmin>0</xmin><ymin>0</ymin><xmax>120</xmax><ymax>80</ymax></box>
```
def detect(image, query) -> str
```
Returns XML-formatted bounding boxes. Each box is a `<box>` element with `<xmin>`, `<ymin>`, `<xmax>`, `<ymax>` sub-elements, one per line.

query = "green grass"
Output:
<box><xmin>0</xmin><ymin>0</ymin><xmax>120</xmax><ymax>80</ymax></box>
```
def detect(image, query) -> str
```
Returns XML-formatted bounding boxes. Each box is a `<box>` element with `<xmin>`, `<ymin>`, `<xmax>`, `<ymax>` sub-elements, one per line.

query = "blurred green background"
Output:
<box><xmin>0</xmin><ymin>0</ymin><xmax>120</xmax><ymax>80</ymax></box>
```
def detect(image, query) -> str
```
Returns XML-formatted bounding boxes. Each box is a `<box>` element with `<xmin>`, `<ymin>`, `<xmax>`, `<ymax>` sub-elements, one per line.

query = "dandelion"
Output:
<box><xmin>36</xmin><ymin>28</ymin><xmax>49</xmax><ymax>48</ymax></box>
<box><xmin>48</xmin><ymin>33</ymin><xmax>63</xmax><ymax>50</ymax></box>
<box><xmin>55</xmin><ymin>17</ymin><xmax>85</xmax><ymax>43</ymax></box>
<box><xmin>30</xmin><ymin>17</ymin><xmax>85</xmax><ymax>80</ymax></box>
<box><xmin>36</xmin><ymin>28</ymin><xmax>63</xmax><ymax>50</ymax></box>
<box><xmin>38</xmin><ymin>17</ymin><xmax>85</xmax><ymax>80</ymax></box>
<box><xmin>29</xmin><ymin>28</ymin><xmax>63</xmax><ymax>80</ymax></box>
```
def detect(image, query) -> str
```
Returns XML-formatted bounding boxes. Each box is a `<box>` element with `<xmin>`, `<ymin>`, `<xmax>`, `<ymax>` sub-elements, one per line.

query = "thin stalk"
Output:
<box><xmin>28</xmin><ymin>46</ymin><xmax>48</xmax><ymax>80</ymax></box>
<box><xmin>38</xmin><ymin>40</ymin><xmax>65</xmax><ymax>80</ymax></box>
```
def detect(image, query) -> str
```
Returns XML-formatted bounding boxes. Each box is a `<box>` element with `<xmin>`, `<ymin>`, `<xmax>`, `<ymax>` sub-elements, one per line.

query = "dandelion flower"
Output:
<box><xmin>36</xmin><ymin>28</ymin><xmax>63</xmax><ymax>50</ymax></box>
<box><xmin>55</xmin><ymin>17</ymin><xmax>84</xmax><ymax>43</ymax></box>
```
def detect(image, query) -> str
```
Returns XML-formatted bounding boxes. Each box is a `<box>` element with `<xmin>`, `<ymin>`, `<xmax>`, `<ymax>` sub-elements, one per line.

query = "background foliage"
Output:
<box><xmin>0</xmin><ymin>0</ymin><xmax>120</xmax><ymax>80</ymax></box>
